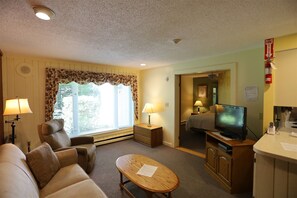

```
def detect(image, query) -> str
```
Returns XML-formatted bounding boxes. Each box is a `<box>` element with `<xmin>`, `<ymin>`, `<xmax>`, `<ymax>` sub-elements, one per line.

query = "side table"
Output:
<box><xmin>133</xmin><ymin>123</ymin><xmax>162</xmax><ymax>147</ymax></box>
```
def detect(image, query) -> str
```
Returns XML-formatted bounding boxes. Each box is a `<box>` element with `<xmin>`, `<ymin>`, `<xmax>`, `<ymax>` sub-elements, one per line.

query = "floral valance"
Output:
<box><xmin>45</xmin><ymin>68</ymin><xmax>138</xmax><ymax>121</ymax></box>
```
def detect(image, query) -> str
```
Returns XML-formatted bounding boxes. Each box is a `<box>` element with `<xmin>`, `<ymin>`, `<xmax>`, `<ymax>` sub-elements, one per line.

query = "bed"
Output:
<box><xmin>185</xmin><ymin>112</ymin><xmax>216</xmax><ymax>132</ymax></box>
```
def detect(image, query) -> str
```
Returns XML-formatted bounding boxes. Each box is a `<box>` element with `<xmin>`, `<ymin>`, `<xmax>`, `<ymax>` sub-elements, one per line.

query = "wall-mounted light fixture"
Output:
<box><xmin>33</xmin><ymin>6</ymin><xmax>55</xmax><ymax>20</ymax></box>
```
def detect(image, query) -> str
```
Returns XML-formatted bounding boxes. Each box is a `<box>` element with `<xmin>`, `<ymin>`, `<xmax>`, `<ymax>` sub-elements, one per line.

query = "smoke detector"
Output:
<box><xmin>173</xmin><ymin>38</ymin><xmax>182</xmax><ymax>44</ymax></box>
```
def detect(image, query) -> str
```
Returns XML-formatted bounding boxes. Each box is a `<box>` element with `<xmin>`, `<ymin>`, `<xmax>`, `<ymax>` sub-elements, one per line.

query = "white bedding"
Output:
<box><xmin>185</xmin><ymin>112</ymin><xmax>216</xmax><ymax>132</ymax></box>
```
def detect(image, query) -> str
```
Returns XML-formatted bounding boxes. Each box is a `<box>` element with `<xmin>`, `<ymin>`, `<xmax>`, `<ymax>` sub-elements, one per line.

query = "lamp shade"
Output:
<box><xmin>142</xmin><ymin>103</ymin><xmax>154</xmax><ymax>114</ymax></box>
<box><xmin>194</xmin><ymin>100</ymin><xmax>203</xmax><ymax>107</ymax></box>
<box><xmin>3</xmin><ymin>98</ymin><xmax>32</xmax><ymax>116</ymax></box>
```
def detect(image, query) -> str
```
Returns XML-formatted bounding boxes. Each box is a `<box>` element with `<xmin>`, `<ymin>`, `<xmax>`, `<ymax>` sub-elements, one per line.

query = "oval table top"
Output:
<box><xmin>116</xmin><ymin>154</ymin><xmax>179</xmax><ymax>193</ymax></box>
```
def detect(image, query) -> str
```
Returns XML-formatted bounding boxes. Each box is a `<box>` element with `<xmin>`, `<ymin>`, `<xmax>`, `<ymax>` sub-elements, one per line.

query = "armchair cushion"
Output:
<box><xmin>26</xmin><ymin>142</ymin><xmax>60</xmax><ymax>188</ymax></box>
<box><xmin>39</xmin><ymin>119</ymin><xmax>71</xmax><ymax>150</ymax></box>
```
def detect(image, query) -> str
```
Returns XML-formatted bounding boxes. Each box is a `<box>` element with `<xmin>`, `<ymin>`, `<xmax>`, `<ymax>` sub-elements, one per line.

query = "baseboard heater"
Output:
<box><xmin>94</xmin><ymin>133</ymin><xmax>133</xmax><ymax>146</ymax></box>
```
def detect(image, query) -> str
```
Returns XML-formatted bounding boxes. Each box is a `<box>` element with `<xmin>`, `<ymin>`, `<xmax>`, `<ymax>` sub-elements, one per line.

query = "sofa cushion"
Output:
<box><xmin>40</xmin><ymin>164</ymin><xmax>89</xmax><ymax>197</ymax></box>
<box><xmin>0</xmin><ymin>143</ymin><xmax>39</xmax><ymax>191</ymax></box>
<box><xmin>26</xmin><ymin>142</ymin><xmax>60</xmax><ymax>188</ymax></box>
<box><xmin>55</xmin><ymin>148</ymin><xmax>78</xmax><ymax>168</ymax></box>
<box><xmin>0</xmin><ymin>162</ymin><xmax>39</xmax><ymax>198</ymax></box>
<box><xmin>43</xmin><ymin>179</ymin><xmax>107</xmax><ymax>198</ymax></box>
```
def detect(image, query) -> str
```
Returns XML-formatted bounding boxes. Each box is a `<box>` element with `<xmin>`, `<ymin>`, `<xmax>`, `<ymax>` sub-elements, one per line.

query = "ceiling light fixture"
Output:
<box><xmin>33</xmin><ymin>6</ymin><xmax>55</xmax><ymax>20</ymax></box>
<box><xmin>140</xmin><ymin>63</ymin><xmax>146</xmax><ymax>67</ymax></box>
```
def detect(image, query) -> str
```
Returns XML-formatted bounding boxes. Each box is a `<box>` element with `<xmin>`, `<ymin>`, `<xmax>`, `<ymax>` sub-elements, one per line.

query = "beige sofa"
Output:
<box><xmin>0</xmin><ymin>143</ymin><xmax>107</xmax><ymax>198</ymax></box>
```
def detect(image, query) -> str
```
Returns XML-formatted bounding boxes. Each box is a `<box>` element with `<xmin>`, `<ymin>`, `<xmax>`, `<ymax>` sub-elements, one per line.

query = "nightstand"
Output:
<box><xmin>133</xmin><ymin>123</ymin><xmax>163</xmax><ymax>147</ymax></box>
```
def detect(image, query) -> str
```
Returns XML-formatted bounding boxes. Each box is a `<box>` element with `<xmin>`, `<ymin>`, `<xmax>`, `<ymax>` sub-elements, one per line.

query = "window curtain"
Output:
<box><xmin>45</xmin><ymin>68</ymin><xmax>138</xmax><ymax>121</ymax></box>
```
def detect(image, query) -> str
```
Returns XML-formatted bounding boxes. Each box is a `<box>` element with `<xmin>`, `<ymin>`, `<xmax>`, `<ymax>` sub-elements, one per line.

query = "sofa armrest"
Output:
<box><xmin>55</xmin><ymin>148</ymin><xmax>78</xmax><ymax>168</ymax></box>
<box><xmin>71</xmin><ymin>136</ymin><xmax>94</xmax><ymax>146</ymax></box>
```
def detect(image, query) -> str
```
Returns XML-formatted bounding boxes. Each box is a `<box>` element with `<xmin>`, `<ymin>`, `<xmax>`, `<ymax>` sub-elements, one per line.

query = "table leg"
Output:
<box><xmin>167</xmin><ymin>192</ymin><xmax>171</xmax><ymax>198</ymax></box>
<box><xmin>119</xmin><ymin>172</ymin><xmax>123</xmax><ymax>190</ymax></box>
<box><xmin>145</xmin><ymin>191</ymin><xmax>153</xmax><ymax>198</ymax></box>
<box><xmin>118</xmin><ymin>171</ymin><xmax>135</xmax><ymax>197</ymax></box>
<box><xmin>160</xmin><ymin>192</ymin><xmax>172</xmax><ymax>198</ymax></box>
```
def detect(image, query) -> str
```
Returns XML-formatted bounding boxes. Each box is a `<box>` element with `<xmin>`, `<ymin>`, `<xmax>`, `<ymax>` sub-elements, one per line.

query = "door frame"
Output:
<box><xmin>173</xmin><ymin>63</ymin><xmax>237</xmax><ymax>147</ymax></box>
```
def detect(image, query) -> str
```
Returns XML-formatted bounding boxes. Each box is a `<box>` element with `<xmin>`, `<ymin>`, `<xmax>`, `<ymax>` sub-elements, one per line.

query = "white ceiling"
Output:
<box><xmin>1</xmin><ymin>0</ymin><xmax>297</xmax><ymax>69</ymax></box>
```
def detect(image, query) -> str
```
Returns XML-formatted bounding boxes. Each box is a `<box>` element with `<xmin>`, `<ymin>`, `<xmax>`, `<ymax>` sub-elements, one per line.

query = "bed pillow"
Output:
<box><xmin>26</xmin><ymin>142</ymin><xmax>60</xmax><ymax>188</ymax></box>
<box><xmin>209</xmin><ymin>105</ymin><xmax>216</xmax><ymax>113</ymax></box>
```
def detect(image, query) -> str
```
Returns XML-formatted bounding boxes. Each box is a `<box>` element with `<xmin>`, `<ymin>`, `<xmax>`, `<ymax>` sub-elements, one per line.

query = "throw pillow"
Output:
<box><xmin>26</xmin><ymin>142</ymin><xmax>60</xmax><ymax>188</ymax></box>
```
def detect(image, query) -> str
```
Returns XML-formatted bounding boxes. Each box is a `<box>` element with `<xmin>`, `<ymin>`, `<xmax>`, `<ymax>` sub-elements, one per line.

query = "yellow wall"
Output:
<box><xmin>2</xmin><ymin>53</ymin><xmax>140</xmax><ymax>151</ymax></box>
<box><xmin>180</xmin><ymin>75</ymin><xmax>193</xmax><ymax>122</ymax></box>
<box><xmin>2</xmin><ymin>45</ymin><xmax>273</xmax><ymax>149</ymax></box>
<box><xmin>218</xmin><ymin>70</ymin><xmax>231</xmax><ymax>104</ymax></box>
<box><xmin>140</xmin><ymin>47</ymin><xmax>264</xmax><ymax>147</ymax></box>
<box><xmin>275</xmin><ymin>33</ymin><xmax>297</xmax><ymax>51</ymax></box>
<box><xmin>263</xmin><ymin>33</ymin><xmax>297</xmax><ymax>132</ymax></box>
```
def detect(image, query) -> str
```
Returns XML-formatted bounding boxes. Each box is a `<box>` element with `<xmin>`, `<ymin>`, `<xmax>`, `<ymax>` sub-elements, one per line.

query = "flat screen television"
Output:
<box><xmin>215</xmin><ymin>104</ymin><xmax>247</xmax><ymax>140</ymax></box>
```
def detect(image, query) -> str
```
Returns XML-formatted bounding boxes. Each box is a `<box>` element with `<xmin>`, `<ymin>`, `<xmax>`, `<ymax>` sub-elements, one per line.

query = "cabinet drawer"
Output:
<box><xmin>134</xmin><ymin>134</ymin><xmax>151</xmax><ymax>145</ymax></box>
<box><xmin>134</xmin><ymin>127</ymin><xmax>151</xmax><ymax>137</ymax></box>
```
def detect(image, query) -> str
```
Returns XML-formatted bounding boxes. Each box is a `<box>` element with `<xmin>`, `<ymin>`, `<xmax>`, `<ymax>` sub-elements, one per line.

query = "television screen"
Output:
<box><xmin>215</xmin><ymin>104</ymin><xmax>247</xmax><ymax>140</ymax></box>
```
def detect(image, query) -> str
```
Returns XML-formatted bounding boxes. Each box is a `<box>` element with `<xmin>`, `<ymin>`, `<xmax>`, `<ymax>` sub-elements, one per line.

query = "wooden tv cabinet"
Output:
<box><xmin>204</xmin><ymin>131</ymin><xmax>255</xmax><ymax>194</ymax></box>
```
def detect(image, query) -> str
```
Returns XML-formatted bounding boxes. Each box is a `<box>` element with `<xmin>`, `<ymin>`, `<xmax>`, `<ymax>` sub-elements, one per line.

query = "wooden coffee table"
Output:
<box><xmin>116</xmin><ymin>154</ymin><xmax>179</xmax><ymax>198</ymax></box>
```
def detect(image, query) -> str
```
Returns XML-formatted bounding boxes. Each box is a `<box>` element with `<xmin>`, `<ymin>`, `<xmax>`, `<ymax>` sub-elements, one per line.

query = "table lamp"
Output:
<box><xmin>3</xmin><ymin>97</ymin><xmax>32</xmax><ymax>144</ymax></box>
<box><xmin>194</xmin><ymin>100</ymin><xmax>203</xmax><ymax>113</ymax></box>
<box><xmin>142</xmin><ymin>103</ymin><xmax>154</xmax><ymax>127</ymax></box>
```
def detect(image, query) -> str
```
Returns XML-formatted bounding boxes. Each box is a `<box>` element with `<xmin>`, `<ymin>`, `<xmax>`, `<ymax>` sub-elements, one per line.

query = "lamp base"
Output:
<box><xmin>11</xmin><ymin>121</ymin><xmax>16</xmax><ymax>144</ymax></box>
<box><xmin>5</xmin><ymin>119</ymin><xmax>17</xmax><ymax>144</ymax></box>
<box><xmin>147</xmin><ymin>114</ymin><xmax>151</xmax><ymax>127</ymax></box>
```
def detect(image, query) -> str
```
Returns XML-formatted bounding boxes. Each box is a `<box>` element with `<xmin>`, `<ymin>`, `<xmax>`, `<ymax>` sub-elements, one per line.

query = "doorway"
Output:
<box><xmin>174</xmin><ymin>63</ymin><xmax>236</xmax><ymax>158</ymax></box>
<box><xmin>178</xmin><ymin>73</ymin><xmax>219</xmax><ymax>157</ymax></box>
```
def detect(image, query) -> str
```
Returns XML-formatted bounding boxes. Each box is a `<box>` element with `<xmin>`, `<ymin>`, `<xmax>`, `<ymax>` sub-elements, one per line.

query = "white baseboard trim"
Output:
<box><xmin>163</xmin><ymin>141</ymin><xmax>173</xmax><ymax>147</ymax></box>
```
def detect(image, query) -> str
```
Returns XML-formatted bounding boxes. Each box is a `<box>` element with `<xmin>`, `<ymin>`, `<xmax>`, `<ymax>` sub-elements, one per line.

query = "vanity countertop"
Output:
<box><xmin>253</xmin><ymin>130</ymin><xmax>297</xmax><ymax>164</ymax></box>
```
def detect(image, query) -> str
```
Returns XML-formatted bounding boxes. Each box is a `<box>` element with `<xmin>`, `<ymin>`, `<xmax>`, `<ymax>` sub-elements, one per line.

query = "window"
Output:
<box><xmin>53</xmin><ymin>82</ymin><xmax>134</xmax><ymax>136</ymax></box>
